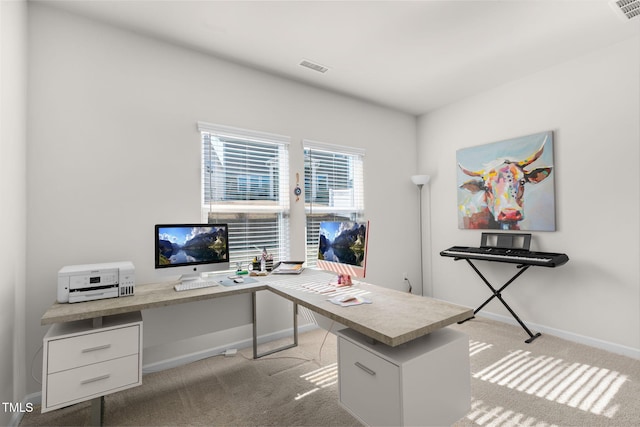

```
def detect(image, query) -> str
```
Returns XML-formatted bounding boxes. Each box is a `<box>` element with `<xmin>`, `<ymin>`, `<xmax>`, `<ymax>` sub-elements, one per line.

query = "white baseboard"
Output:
<box><xmin>476</xmin><ymin>311</ymin><xmax>640</xmax><ymax>360</ymax></box>
<box><xmin>142</xmin><ymin>323</ymin><xmax>319</xmax><ymax>374</ymax></box>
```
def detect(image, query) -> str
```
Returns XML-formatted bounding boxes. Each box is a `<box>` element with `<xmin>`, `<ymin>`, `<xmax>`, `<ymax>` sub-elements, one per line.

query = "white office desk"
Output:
<box><xmin>41</xmin><ymin>278</ymin><xmax>268</xmax><ymax>325</ymax></box>
<box><xmin>41</xmin><ymin>269</ymin><xmax>473</xmax><ymax>425</ymax></box>
<box><xmin>42</xmin><ymin>269</ymin><xmax>472</xmax><ymax>345</ymax></box>
<box><xmin>265</xmin><ymin>272</ymin><xmax>472</xmax><ymax>346</ymax></box>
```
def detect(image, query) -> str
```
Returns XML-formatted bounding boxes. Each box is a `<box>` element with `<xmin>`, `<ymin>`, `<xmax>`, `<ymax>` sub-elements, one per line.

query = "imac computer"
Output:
<box><xmin>154</xmin><ymin>224</ymin><xmax>230</xmax><ymax>282</ymax></box>
<box><xmin>317</xmin><ymin>221</ymin><xmax>369</xmax><ymax>279</ymax></box>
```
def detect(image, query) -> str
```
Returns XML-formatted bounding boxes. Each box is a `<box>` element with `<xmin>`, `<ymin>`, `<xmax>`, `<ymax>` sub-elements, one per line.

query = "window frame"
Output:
<box><xmin>198</xmin><ymin>122</ymin><xmax>291</xmax><ymax>268</ymax></box>
<box><xmin>303</xmin><ymin>139</ymin><xmax>365</xmax><ymax>268</ymax></box>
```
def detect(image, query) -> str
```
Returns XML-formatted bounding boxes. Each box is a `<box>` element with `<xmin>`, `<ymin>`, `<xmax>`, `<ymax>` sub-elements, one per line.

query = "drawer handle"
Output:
<box><xmin>81</xmin><ymin>374</ymin><xmax>111</xmax><ymax>385</ymax></box>
<box><xmin>81</xmin><ymin>344</ymin><xmax>111</xmax><ymax>353</ymax></box>
<box><xmin>354</xmin><ymin>362</ymin><xmax>376</xmax><ymax>376</ymax></box>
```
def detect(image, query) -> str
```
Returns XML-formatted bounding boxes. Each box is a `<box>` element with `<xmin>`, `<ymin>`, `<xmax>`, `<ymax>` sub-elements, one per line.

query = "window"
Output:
<box><xmin>199</xmin><ymin>122</ymin><xmax>290</xmax><ymax>268</ymax></box>
<box><xmin>303</xmin><ymin>140</ymin><xmax>365</xmax><ymax>267</ymax></box>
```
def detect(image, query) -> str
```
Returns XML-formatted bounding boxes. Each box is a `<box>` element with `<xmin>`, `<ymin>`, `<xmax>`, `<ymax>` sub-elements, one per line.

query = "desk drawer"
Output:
<box><xmin>47</xmin><ymin>325</ymin><xmax>140</xmax><ymax>373</ymax></box>
<box><xmin>45</xmin><ymin>354</ymin><xmax>140</xmax><ymax>408</ymax></box>
<box><xmin>338</xmin><ymin>336</ymin><xmax>401</xmax><ymax>426</ymax></box>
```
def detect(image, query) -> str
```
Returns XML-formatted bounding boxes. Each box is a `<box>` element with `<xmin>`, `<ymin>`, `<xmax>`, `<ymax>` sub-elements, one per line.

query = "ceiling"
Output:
<box><xmin>36</xmin><ymin>0</ymin><xmax>639</xmax><ymax>115</ymax></box>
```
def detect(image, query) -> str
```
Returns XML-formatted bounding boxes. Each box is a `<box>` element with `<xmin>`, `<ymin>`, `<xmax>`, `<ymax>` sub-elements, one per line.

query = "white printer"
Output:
<box><xmin>57</xmin><ymin>261</ymin><xmax>135</xmax><ymax>303</ymax></box>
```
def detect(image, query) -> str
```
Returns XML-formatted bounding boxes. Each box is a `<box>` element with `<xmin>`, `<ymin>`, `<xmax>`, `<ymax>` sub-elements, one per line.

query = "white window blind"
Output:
<box><xmin>199</xmin><ymin>122</ymin><xmax>290</xmax><ymax>267</ymax></box>
<box><xmin>303</xmin><ymin>140</ymin><xmax>365</xmax><ymax>267</ymax></box>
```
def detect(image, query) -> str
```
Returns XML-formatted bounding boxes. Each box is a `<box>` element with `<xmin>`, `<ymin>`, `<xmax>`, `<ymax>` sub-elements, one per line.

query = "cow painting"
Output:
<box><xmin>457</xmin><ymin>132</ymin><xmax>555</xmax><ymax>231</ymax></box>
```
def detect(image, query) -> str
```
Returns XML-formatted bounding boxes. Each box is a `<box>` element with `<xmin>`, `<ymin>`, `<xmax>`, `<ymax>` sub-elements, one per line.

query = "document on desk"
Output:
<box><xmin>328</xmin><ymin>295</ymin><xmax>372</xmax><ymax>307</ymax></box>
<box><xmin>272</xmin><ymin>261</ymin><xmax>305</xmax><ymax>274</ymax></box>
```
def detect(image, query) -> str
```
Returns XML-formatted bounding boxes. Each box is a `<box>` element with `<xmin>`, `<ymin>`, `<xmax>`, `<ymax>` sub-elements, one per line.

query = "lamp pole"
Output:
<box><xmin>411</xmin><ymin>175</ymin><xmax>430</xmax><ymax>296</ymax></box>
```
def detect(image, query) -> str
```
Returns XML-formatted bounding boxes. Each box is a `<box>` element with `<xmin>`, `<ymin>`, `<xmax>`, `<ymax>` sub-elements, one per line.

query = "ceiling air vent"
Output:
<box><xmin>299</xmin><ymin>59</ymin><xmax>329</xmax><ymax>74</ymax></box>
<box><xmin>609</xmin><ymin>0</ymin><xmax>640</xmax><ymax>20</ymax></box>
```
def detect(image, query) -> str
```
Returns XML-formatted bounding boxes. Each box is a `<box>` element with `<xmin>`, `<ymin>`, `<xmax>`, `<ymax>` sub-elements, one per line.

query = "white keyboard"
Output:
<box><xmin>174</xmin><ymin>279</ymin><xmax>220</xmax><ymax>292</ymax></box>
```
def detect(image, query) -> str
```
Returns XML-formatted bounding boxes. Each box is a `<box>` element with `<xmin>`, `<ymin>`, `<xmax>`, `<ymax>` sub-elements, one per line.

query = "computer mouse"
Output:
<box><xmin>233</xmin><ymin>278</ymin><xmax>244</xmax><ymax>283</ymax></box>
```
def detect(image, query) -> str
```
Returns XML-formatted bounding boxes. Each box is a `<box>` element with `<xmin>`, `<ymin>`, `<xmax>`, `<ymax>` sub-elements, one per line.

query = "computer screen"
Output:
<box><xmin>317</xmin><ymin>221</ymin><xmax>369</xmax><ymax>278</ymax></box>
<box><xmin>154</xmin><ymin>224</ymin><xmax>230</xmax><ymax>281</ymax></box>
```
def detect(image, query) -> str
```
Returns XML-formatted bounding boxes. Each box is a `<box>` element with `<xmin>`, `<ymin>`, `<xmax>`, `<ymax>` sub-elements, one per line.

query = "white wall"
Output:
<box><xmin>25</xmin><ymin>4</ymin><xmax>419</xmax><ymax>394</ymax></box>
<box><xmin>0</xmin><ymin>0</ymin><xmax>28</xmax><ymax>423</ymax></box>
<box><xmin>418</xmin><ymin>36</ymin><xmax>640</xmax><ymax>356</ymax></box>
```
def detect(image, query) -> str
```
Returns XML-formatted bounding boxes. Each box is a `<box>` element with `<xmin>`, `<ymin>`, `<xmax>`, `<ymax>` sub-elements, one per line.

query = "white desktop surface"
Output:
<box><xmin>265</xmin><ymin>272</ymin><xmax>472</xmax><ymax>346</ymax></box>
<box><xmin>42</xmin><ymin>269</ymin><xmax>472</xmax><ymax>347</ymax></box>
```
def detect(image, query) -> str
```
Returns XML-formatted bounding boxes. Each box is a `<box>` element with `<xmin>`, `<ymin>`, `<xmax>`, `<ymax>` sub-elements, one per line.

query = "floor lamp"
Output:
<box><xmin>411</xmin><ymin>174</ymin><xmax>431</xmax><ymax>296</ymax></box>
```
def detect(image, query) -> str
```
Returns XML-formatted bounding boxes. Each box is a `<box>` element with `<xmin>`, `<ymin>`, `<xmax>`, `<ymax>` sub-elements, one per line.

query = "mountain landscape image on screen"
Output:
<box><xmin>318</xmin><ymin>222</ymin><xmax>367</xmax><ymax>267</ymax></box>
<box><xmin>158</xmin><ymin>227</ymin><xmax>228</xmax><ymax>266</ymax></box>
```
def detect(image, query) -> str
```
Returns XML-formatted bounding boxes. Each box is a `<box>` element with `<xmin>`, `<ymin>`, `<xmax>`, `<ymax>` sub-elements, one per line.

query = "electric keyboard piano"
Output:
<box><xmin>441</xmin><ymin>236</ymin><xmax>569</xmax><ymax>343</ymax></box>
<box><xmin>440</xmin><ymin>246</ymin><xmax>569</xmax><ymax>267</ymax></box>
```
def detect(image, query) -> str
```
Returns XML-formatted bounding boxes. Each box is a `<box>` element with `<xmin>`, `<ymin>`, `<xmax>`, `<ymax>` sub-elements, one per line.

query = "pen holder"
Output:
<box><xmin>252</xmin><ymin>260</ymin><xmax>273</xmax><ymax>271</ymax></box>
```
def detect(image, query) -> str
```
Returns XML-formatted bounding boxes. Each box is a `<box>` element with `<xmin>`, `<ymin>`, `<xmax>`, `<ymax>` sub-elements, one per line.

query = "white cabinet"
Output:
<box><xmin>337</xmin><ymin>327</ymin><xmax>470</xmax><ymax>427</ymax></box>
<box><xmin>42</xmin><ymin>312</ymin><xmax>142</xmax><ymax>413</ymax></box>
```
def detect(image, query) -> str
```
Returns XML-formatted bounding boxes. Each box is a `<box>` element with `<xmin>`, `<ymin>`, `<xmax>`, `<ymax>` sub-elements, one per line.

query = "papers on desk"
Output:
<box><xmin>328</xmin><ymin>295</ymin><xmax>372</xmax><ymax>307</ymax></box>
<box><xmin>302</xmin><ymin>282</ymin><xmax>351</xmax><ymax>294</ymax></box>
<box><xmin>272</xmin><ymin>261</ymin><xmax>304</xmax><ymax>274</ymax></box>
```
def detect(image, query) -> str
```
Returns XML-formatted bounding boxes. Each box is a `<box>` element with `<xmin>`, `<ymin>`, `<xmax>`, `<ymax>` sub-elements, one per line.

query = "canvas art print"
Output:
<box><xmin>457</xmin><ymin>131</ymin><xmax>556</xmax><ymax>231</ymax></box>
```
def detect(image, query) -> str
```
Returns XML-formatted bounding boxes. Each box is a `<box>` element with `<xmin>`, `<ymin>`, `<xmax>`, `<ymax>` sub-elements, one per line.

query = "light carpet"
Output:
<box><xmin>21</xmin><ymin>317</ymin><xmax>639</xmax><ymax>426</ymax></box>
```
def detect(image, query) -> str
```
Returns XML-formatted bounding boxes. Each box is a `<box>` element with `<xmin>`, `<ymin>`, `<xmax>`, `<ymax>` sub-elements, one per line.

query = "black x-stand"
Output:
<box><xmin>456</xmin><ymin>258</ymin><xmax>541</xmax><ymax>343</ymax></box>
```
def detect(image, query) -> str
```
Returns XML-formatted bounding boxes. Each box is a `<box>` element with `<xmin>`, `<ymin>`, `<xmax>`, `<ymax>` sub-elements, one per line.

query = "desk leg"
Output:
<box><xmin>460</xmin><ymin>260</ymin><xmax>541</xmax><ymax>343</ymax></box>
<box><xmin>90</xmin><ymin>396</ymin><xmax>104</xmax><ymax>426</ymax></box>
<box><xmin>89</xmin><ymin>317</ymin><xmax>105</xmax><ymax>426</ymax></box>
<box><xmin>252</xmin><ymin>290</ymin><xmax>299</xmax><ymax>358</ymax></box>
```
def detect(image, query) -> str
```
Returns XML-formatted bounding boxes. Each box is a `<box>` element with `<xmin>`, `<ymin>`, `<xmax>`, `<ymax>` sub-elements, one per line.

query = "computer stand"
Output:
<box><xmin>456</xmin><ymin>258</ymin><xmax>541</xmax><ymax>343</ymax></box>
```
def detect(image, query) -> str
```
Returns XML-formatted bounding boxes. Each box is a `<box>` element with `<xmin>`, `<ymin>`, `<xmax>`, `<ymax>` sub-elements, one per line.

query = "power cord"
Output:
<box><xmin>405</xmin><ymin>277</ymin><xmax>413</xmax><ymax>293</ymax></box>
<box><xmin>241</xmin><ymin>320</ymin><xmax>337</xmax><ymax>366</ymax></box>
<box><xmin>318</xmin><ymin>321</ymin><xmax>335</xmax><ymax>364</ymax></box>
